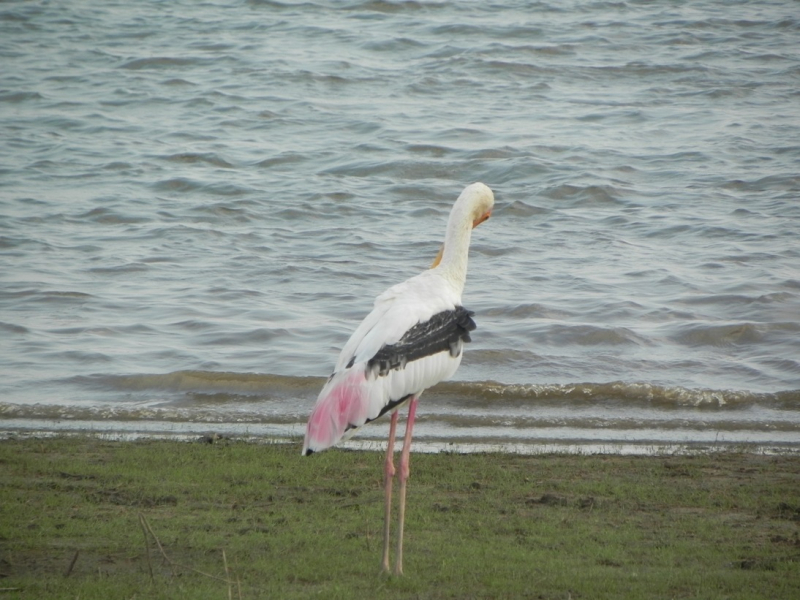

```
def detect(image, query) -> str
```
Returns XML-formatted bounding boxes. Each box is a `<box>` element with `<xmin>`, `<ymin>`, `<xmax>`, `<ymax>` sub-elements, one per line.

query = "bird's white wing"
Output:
<box><xmin>334</xmin><ymin>269</ymin><xmax>459</xmax><ymax>374</ymax></box>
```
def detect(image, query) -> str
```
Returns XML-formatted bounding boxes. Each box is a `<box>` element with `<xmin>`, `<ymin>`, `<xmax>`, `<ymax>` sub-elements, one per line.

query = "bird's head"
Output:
<box><xmin>431</xmin><ymin>182</ymin><xmax>494</xmax><ymax>268</ymax></box>
<box><xmin>465</xmin><ymin>181</ymin><xmax>494</xmax><ymax>228</ymax></box>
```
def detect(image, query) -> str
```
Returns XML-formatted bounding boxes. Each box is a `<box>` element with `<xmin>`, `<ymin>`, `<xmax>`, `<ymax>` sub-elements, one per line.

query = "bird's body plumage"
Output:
<box><xmin>303</xmin><ymin>268</ymin><xmax>473</xmax><ymax>454</ymax></box>
<box><xmin>301</xmin><ymin>182</ymin><xmax>494</xmax><ymax>574</ymax></box>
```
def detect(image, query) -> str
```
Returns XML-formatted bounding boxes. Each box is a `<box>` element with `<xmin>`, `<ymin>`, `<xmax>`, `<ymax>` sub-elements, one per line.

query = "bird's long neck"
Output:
<box><xmin>435</xmin><ymin>203</ymin><xmax>473</xmax><ymax>295</ymax></box>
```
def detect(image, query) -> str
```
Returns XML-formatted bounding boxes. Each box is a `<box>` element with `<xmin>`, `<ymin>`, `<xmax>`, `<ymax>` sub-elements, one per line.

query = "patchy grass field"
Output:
<box><xmin>0</xmin><ymin>436</ymin><xmax>798</xmax><ymax>599</ymax></box>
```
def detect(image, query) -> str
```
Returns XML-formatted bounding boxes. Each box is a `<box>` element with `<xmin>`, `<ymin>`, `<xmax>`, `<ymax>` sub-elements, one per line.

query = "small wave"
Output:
<box><xmin>48</xmin><ymin>324</ymin><xmax>156</xmax><ymax>337</ymax></box>
<box><xmin>120</xmin><ymin>57</ymin><xmax>209</xmax><ymax>70</ymax></box>
<box><xmin>0</xmin><ymin>289</ymin><xmax>94</xmax><ymax>304</ymax></box>
<box><xmin>0</xmin><ymin>90</ymin><xmax>43</xmax><ymax>103</ymax></box>
<box><xmin>405</xmin><ymin>143</ymin><xmax>456</xmax><ymax>158</ymax></box>
<box><xmin>151</xmin><ymin>178</ymin><xmax>251</xmax><ymax>197</ymax></box>
<box><xmin>45</xmin><ymin>350</ymin><xmax>113</xmax><ymax>364</ymax></box>
<box><xmin>541</xmin><ymin>324</ymin><xmax>650</xmax><ymax>346</ymax></box>
<box><xmin>160</xmin><ymin>152</ymin><xmax>234</xmax><ymax>168</ymax></box>
<box><xmin>73</xmin><ymin>370</ymin><xmax>323</xmax><ymax>397</ymax></box>
<box><xmin>362</xmin><ymin>37</ymin><xmax>427</xmax><ymax>53</ymax></box>
<box><xmin>102</xmin><ymin>161</ymin><xmax>135</xmax><ymax>171</ymax></box>
<box><xmin>151</xmin><ymin>177</ymin><xmax>204</xmax><ymax>193</ymax></box>
<box><xmin>721</xmin><ymin>175</ymin><xmax>800</xmax><ymax>192</ymax></box>
<box><xmin>673</xmin><ymin>323</ymin><xmax>764</xmax><ymax>347</ymax></box>
<box><xmin>511</xmin><ymin>44</ymin><xmax>576</xmax><ymax>57</ymax></box>
<box><xmin>348</xmin><ymin>0</ymin><xmax>430</xmax><ymax>14</ymax></box>
<box><xmin>72</xmin><ymin>207</ymin><xmax>151</xmax><ymax>225</ymax></box>
<box><xmin>196</xmin><ymin>327</ymin><xmax>293</xmax><ymax>347</ymax></box>
<box><xmin>679</xmin><ymin>293</ymin><xmax>796</xmax><ymax>307</ymax></box>
<box><xmin>254</xmin><ymin>152</ymin><xmax>309</xmax><ymax>169</ymax></box>
<box><xmin>0</xmin><ymin>402</ymin><xmax>296</xmax><ymax>425</ymax></box>
<box><xmin>322</xmin><ymin>158</ymin><xmax>461</xmax><ymax>180</ymax></box>
<box><xmin>433</xmin><ymin>380</ymin><xmax>799</xmax><ymax>409</ymax></box>
<box><xmin>484</xmin><ymin>303</ymin><xmax>560</xmax><ymax>319</ymax></box>
<box><xmin>543</xmin><ymin>183</ymin><xmax>627</xmax><ymax>206</ymax></box>
<box><xmin>0</xmin><ymin>321</ymin><xmax>29</xmax><ymax>334</ymax></box>
<box><xmin>161</xmin><ymin>78</ymin><xmax>196</xmax><ymax>86</ymax></box>
<box><xmin>502</xmin><ymin>200</ymin><xmax>549</xmax><ymax>218</ymax></box>
<box><xmin>86</xmin><ymin>263</ymin><xmax>149</xmax><ymax>275</ymax></box>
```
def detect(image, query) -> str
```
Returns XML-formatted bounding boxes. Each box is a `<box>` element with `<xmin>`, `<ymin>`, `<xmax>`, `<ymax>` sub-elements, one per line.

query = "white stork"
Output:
<box><xmin>302</xmin><ymin>182</ymin><xmax>494</xmax><ymax>575</ymax></box>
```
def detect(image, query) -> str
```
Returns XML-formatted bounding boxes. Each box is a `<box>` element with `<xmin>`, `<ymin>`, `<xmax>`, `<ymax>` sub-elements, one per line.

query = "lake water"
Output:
<box><xmin>2</xmin><ymin>0</ymin><xmax>799</xmax><ymax>453</ymax></box>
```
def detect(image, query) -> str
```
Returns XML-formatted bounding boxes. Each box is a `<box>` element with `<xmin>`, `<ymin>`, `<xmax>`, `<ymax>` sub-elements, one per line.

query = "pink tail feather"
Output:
<box><xmin>302</xmin><ymin>369</ymin><xmax>370</xmax><ymax>455</ymax></box>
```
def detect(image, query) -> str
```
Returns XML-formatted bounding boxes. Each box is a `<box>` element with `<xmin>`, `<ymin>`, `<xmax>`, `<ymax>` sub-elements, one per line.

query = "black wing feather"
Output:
<box><xmin>367</xmin><ymin>306</ymin><xmax>476</xmax><ymax>378</ymax></box>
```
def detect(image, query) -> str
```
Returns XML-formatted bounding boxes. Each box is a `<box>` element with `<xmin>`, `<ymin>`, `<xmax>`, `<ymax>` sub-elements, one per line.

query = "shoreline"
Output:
<box><xmin>0</xmin><ymin>417</ymin><xmax>800</xmax><ymax>456</ymax></box>
<box><xmin>2</xmin><ymin>423</ymin><xmax>799</xmax><ymax>457</ymax></box>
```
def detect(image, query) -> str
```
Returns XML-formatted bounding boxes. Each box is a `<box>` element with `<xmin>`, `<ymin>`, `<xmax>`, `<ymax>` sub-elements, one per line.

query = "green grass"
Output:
<box><xmin>0</xmin><ymin>436</ymin><xmax>798</xmax><ymax>599</ymax></box>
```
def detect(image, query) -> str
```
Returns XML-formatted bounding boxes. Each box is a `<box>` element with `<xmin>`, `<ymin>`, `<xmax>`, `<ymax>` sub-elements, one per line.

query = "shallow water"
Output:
<box><xmin>1</xmin><ymin>0</ymin><xmax>799</xmax><ymax>451</ymax></box>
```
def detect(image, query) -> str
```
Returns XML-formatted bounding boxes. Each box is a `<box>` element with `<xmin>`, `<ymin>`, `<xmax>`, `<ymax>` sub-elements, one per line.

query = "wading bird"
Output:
<box><xmin>302</xmin><ymin>182</ymin><xmax>494</xmax><ymax>575</ymax></box>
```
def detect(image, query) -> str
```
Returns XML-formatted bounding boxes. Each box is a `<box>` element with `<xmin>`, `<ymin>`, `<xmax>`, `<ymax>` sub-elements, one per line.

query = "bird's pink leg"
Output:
<box><xmin>394</xmin><ymin>396</ymin><xmax>418</xmax><ymax>576</ymax></box>
<box><xmin>381</xmin><ymin>410</ymin><xmax>399</xmax><ymax>574</ymax></box>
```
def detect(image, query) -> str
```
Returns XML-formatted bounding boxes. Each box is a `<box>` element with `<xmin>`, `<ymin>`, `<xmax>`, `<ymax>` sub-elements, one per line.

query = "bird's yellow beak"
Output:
<box><xmin>472</xmin><ymin>209</ymin><xmax>492</xmax><ymax>228</ymax></box>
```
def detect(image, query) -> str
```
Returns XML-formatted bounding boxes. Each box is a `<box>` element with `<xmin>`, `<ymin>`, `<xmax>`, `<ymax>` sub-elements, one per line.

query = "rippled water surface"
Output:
<box><xmin>2</xmin><ymin>0</ymin><xmax>799</xmax><ymax>450</ymax></box>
